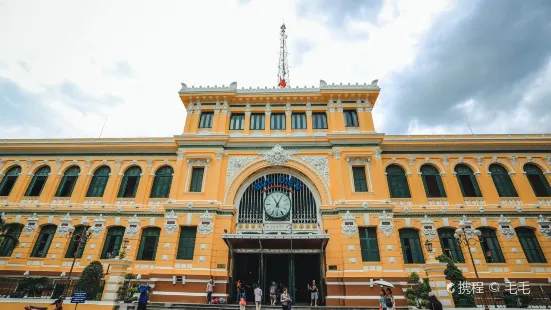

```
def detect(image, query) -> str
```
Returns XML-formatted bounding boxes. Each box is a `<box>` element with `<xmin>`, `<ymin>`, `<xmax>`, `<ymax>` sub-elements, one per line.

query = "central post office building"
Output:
<box><xmin>1</xmin><ymin>80</ymin><xmax>551</xmax><ymax>307</ymax></box>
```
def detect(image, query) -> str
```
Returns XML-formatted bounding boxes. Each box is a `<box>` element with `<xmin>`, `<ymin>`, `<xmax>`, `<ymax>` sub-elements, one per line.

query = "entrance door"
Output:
<box><xmin>233</xmin><ymin>253</ymin><xmax>260</xmax><ymax>303</ymax></box>
<box><xmin>264</xmin><ymin>254</ymin><xmax>290</xmax><ymax>303</ymax></box>
<box><xmin>294</xmin><ymin>253</ymin><xmax>321</xmax><ymax>304</ymax></box>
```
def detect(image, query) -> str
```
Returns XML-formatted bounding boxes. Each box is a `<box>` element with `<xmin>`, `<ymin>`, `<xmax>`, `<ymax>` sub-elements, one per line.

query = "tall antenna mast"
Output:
<box><xmin>277</xmin><ymin>22</ymin><xmax>289</xmax><ymax>88</ymax></box>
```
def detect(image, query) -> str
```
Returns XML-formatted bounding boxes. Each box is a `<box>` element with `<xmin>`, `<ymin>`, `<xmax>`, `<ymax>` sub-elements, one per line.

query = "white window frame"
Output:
<box><xmin>185</xmin><ymin>158</ymin><xmax>210</xmax><ymax>193</ymax></box>
<box><xmin>346</xmin><ymin>156</ymin><xmax>372</xmax><ymax>193</ymax></box>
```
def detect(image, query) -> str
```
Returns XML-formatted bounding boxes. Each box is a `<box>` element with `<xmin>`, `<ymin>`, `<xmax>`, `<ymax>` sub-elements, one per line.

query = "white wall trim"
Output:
<box><xmin>152</xmin><ymin>291</ymin><xmax>228</xmax><ymax>297</ymax></box>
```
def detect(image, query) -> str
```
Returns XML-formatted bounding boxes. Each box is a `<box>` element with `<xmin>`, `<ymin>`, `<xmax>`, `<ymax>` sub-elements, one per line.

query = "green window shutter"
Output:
<box><xmin>480</xmin><ymin>229</ymin><xmax>505</xmax><ymax>263</ymax></box>
<box><xmin>25</xmin><ymin>166</ymin><xmax>51</xmax><ymax>196</ymax></box>
<box><xmin>471</xmin><ymin>174</ymin><xmax>482</xmax><ymax>197</ymax></box>
<box><xmin>490</xmin><ymin>164</ymin><xmax>518</xmax><ymax>197</ymax></box>
<box><xmin>150</xmin><ymin>166</ymin><xmax>174</xmax><ymax>198</ymax></box>
<box><xmin>0</xmin><ymin>166</ymin><xmax>21</xmax><ymax>196</ymax></box>
<box><xmin>399</xmin><ymin>229</ymin><xmax>425</xmax><ymax>264</ymax></box>
<box><xmin>199</xmin><ymin>112</ymin><xmax>214</xmax><ymax>128</ymax></box>
<box><xmin>190</xmin><ymin>167</ymin><xmax>205</xmax><ymax>192</ymax></box>
<box><xmin>31</xmin><ymin>225</ymin><xmax>56</xmax><ymax>258</ymax></box>
<box><xmin>65</xmin><ymin>226</ymin><xmax>89</xmax><ymax>258</ymax></box>
<box><xmin>136</xmin><ymin>228</ymin><xmax>161</xmax><ymax>261</ymax></box>
<box><xmin>100</xmin><ymin>226</ymin><xmax>125</xmax><ymax>259</ymax></box>
<box><xmin>421</xmin><ymin>174</ymin><xmax>430</xmax><ymax>197</ymax></box>
<box><xmin>386</xmin><ymin>165</ymin><xmax>411</xmax><ymax>198</ymax></box>
<box><xmin>352</xmin><ymin>166</ymin><xmax>368</xmax><ymax>192</ymax></box>
<box><xmin>312</xmin><ymin>113</ymin><xmax>327</xmax><ymax>129</ymax></box>
<box><xmin>438</xmin><ymin>229</ymin><xmax>465</xmax><ymax>263</ymax></box>
<box><xmin>435</xmin><ymin>174</ymin><xmax>446</xmax><ymax>197</ymax></box>
<box><xmin>118</xmin><ymin>166</ymin><xmax>141</xmax><ymax>198</ymax></box>
<box><xmin>0</xmin><ymin>224</ymin><xmax>23</xmax><ymax>257</ymax></box>
<box><xmin>86</xmin><ymin>166</ymin><xmax>110</xmax><ymax>197</ymax></box>
<box><xmin>177</xmin><ymin>227</ymin><xmax>197</xmax><ymax>259</ymax></box>
<box><xmin>516</xmin><ymin>228</ymin><xmax>546</xmax><ymax>263</ymax></box>
<box><xmin>359</xmin><ymin>227</ymin><xmax>380</xmax><ymax>262</ymax></box>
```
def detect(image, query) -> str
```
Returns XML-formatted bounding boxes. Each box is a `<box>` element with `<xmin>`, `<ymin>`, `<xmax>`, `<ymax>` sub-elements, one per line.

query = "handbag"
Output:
<box><xmin>240</xmin><ymin>298</ymin><xmax>247</xmax><ymax>306</ymax></box>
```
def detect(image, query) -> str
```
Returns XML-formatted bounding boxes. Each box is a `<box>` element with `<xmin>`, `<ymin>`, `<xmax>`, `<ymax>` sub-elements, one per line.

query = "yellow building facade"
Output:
<box><xmin>1</xmin><ymin>80</ymin><xmax>551</xmax><ymax>307</ymax></box>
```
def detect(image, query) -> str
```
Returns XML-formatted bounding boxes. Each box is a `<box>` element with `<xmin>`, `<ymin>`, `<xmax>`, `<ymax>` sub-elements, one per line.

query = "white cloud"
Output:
<box><xmin>1</xmin><ymin>0</ymin><xmax>457</xmax><ymax>138</ymax></box>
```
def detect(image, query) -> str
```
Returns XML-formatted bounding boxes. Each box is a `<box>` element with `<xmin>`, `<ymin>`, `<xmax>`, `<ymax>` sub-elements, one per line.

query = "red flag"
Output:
<box><xmin>279</xmin><ymin>77</ymin><xmax>287</xmax><ymax>88</ymax></box>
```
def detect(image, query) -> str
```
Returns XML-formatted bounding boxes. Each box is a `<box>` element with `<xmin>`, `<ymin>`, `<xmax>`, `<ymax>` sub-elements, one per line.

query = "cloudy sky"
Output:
<box><xmin>1</xmin><ymin>0</ymin><xmax>550</xmax><ymax>139</ymax></box>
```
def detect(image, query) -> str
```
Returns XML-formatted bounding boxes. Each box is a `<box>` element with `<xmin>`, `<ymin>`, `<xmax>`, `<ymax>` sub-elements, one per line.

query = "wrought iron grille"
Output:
<box><xmin>238</xmin><ymin>173</ymin><xmax>317</xmax><ymax>224</ymax></box>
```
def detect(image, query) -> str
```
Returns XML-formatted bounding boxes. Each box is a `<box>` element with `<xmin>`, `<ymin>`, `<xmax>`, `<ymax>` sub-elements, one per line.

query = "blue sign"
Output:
<box><xmin>71</xmin><ymin>292</ymin><xmax>87</xmax><ymax>304</ymax></box>
<box><xmin>253</xmin><ymin>175</ymin><xmax>302</xmax><ymax>191</ymax></box>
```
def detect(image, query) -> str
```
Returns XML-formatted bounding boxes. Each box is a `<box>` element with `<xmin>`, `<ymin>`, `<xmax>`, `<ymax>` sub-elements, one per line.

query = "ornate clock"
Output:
<box><xmin>264</xmin><ymin>192</ymin><xmax>291</xmax><ymax>219</ymax></box>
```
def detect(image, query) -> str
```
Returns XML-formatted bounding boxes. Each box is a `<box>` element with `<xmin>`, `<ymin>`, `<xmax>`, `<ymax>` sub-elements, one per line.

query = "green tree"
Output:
<box><xmin>406</xmin><ymin>272</ymin><xmax>431</xmax><ymax>308</ymax></box>
<box><xmin>74</xmin><ymin>261</ymin><xmax>104</xmax><ymax>299</ymax></box>
<box><xmin>436</xmin><ymin>254</ymin><xmax>475</xmax><ymax>307</ymax></box>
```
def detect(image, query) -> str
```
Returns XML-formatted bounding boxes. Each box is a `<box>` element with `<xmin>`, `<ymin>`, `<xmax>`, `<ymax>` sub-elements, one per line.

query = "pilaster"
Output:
<box><xmin>102</xmin><ymin>259</ymin><xmax>134</xmax><ymax>302</ymax></box>
<box><xmin>421</xmin><ymin>262</ymin><xmax>455</xmax><ymax>309</ymax></box>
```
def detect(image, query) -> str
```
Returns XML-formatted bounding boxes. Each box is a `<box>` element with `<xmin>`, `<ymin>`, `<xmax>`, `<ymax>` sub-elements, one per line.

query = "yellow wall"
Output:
<box><xmin>1</xmin><ymin>83</ymin><xmax>551</xmax><ymax>305</ymax></box>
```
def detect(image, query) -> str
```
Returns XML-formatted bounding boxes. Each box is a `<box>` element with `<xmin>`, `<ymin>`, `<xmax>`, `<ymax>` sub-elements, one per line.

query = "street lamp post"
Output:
<box><xmin>454</xmin><ymin>222</ymin><xmax>489</xmax><ymax>310</ymax></box>
<box><xmin>64</xmin><ymin>223</ymin><xmax>94</xmax><ymax>296</ymax></box>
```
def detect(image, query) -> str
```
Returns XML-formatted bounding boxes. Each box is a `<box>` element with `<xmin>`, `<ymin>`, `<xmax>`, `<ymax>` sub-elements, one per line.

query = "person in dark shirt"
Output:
<box><xmin>138</xmin><ymin>285</ymin><xmax>150</xmax><ymax>310</ymax></box>
<box><xmin>428</xmin><ymin>293</ymin><xmax>443</xmax><ymax>310</ymax></box>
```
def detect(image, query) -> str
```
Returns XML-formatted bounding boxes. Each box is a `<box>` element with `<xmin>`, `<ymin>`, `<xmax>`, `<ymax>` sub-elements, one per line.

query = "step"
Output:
<box><xmin>144</xmin><ymin>302</ymin><xmax>408</xmax><ymax>310</ymax></box>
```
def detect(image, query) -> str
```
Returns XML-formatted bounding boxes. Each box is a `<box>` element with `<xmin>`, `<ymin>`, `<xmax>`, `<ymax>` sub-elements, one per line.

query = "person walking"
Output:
<box><xmin>206</xmin><ymin>278</ymin><xmax>214</xmax><ymax>304</ymax></box>
<box><xmin>384</xmin><ymin>288</ymin><xmax>395</xmax><ymax>310</ymax></box>
<box><xmin>427</xmin><ymin>292</ymin><xmax>443</xmax><ymax>310</ymax></box>
<box><xmin>280</xmin><ymin>287</ymin><xmax>291</xmax><ymax>310</ymax></box>
<box><xmin>137</xmin><ymin>285</ymin><xmax>150</xmax><ymax>310</ymax></box>
<box><xmin>379</xmin><ymin>289</ymin><xmax>387</xmax><ymax>310</ymax></box>
<box><xmin>309</xmin><ymin>280</ymin><xmax>319</xmax><ymax>306</ymax></box>
<box><xmin>270</xmin><ymin>281</ymin><xmax>278</xmax><ymax>306</ymax></box>
<box><xmin>254</xmin><ymin>283</ymin><xmax>263</xmax><ymax>310</ymax></box>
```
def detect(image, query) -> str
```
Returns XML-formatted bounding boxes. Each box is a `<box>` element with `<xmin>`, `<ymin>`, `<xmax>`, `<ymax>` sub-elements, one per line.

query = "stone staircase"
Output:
<box><xmin>125</xmin><ymin>302</ymin><xmax>409</xmax><ymax>310</ymax></box>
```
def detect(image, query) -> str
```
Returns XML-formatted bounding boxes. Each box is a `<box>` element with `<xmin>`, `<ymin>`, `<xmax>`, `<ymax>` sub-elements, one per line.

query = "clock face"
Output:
<box><xmin>264</xmin><ymin>192</ymin><xmax>291</xmax><ymax>219</ymax></box>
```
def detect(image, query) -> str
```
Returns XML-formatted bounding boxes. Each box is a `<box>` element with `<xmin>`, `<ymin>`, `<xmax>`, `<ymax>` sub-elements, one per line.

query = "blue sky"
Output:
<box><xmin>1</xmin><ymin>0</ymin><xmax>550</xmax><ymax>139</ymax></box>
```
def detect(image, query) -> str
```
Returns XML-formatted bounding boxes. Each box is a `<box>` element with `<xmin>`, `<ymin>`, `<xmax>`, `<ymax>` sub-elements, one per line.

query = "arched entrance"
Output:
<box><xmin>223</xmin><ymin>168</ymin><xmax>328</xmax><ymax>305</ymax></box>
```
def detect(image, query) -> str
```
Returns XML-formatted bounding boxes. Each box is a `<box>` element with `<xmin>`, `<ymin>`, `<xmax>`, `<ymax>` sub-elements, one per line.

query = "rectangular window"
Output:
<box><xmin>359</xmin><ymin>227</ymin><xmax>380</xmax><ymax>262</ymax></box>
<box><xmin>189</xmin><ymin>167</ymin><xmax>205</xmax><ymax>192</ymax></box>
<box><xmin>344</xmin><ymin>110</ymin><xmax>359</xmax><ymax>127</ymax></box>
<box><xmin>177</xmin><ymin>227</ymin><xmax>197</xmax><ymax>260</ymax></box>
<box><xmin>250</xmin><ymin>113</ymin><xmax>265</xmax><ymax>130</ymax></box>
<box><xmin>230</xmin><ymin>114</ymin><xmax>245</xmax><ymax>130</ymax></box>
<box><xmin>312</xmin><ymin>113</ymin><xmax>328</xmax><ymax>129</ymax></box>
<box><xmin>352</xmin><ymin>166</ymin><xmax>368</xmax><ymax>192</ymax></box>
<box><xmin>271</xmin><ymin>113</ymin><xmax>286</xmax><ymax>130</ymax></box>
<box><xmin>199</xmin><ymin>112</ymin><xmax>213</xmax><ymax>128</ymax></box>
<box><xmin>291</xmin><ymin>113</ymin><xmax>306</xmax><ymax>129</ymax></box>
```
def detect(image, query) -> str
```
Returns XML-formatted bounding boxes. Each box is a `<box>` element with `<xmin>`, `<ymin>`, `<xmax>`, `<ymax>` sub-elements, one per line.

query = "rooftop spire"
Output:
<box><xmin>277</xmin><ymin>22</ymin><xmax>289</xmax><ymax>88</ymax></box>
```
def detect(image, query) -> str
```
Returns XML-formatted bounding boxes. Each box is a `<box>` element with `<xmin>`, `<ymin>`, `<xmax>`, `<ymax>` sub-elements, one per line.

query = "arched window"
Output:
<box><xmin>386</xmin><ymin>165</ymin><xmax>411</xmax><ymax>198</ymax></box>
<box><xmin>150</xmin><ymin>166</ymin><xmax>174</xmax><ymax>198</ymax></box>
<box><xmin>489</xmin><ymin>164</ymin><xmax>518</xmax><ymax>197</ymax></box>
<box><xmin>455</xmin><ymin>164</ymin><xmax>482</xmax><ymax>197</ymax></box>
<box><xmin>420</xmin><ymin>165</ymin><xmax>446</xmax><ymax>198</ymax></box>
<box><xmin>0</xmin><ymin>166</ymin><xmax>22</xmax><ymax>196</ymax></box>
<box><xmin>31</xmin><ymin>225</ymin><xmax>57</xmax><ymax>258</ymax></box>
<box><xmin>136</xmin><ymin>227</ymin><xmax>160</xmax><ymax>261</ymax></box>
<box><xmin>55</xmin><ymin>166</ymin><xmax>80</xmax><ymax>197</ymax></box>
<box><xmin>65</xmin><ymin>225</ymin><xmax>90</xmax><ymax>258</ymax></box>
<box><xmin>515</xmin><ymin>227</ymin><xmax>546</xmax><ymax>263</ymax></box>
<box><xmin>524</xmin><ymin>164</ymin><xmax>551</xmax><ymax>197</ymax></box>
<box><xmin>399</xmin><ymin>229</ymin><xmax>425</xmax><ymax>264</ymax></box>
<box><xmin>438</xmin><ymin>228</ymin><xmax>464</xmax><ymax>263</ymax></box>
<box><xmin>100</xmin><ymin>226</ymin><xmax>125</xmax><ymax>259</ymax></box>
<box><xmin>25</xmin><ymin>166</ymin><xmax>51</xmax><ymax>197</ymax></box>
<box><xmin>478</xmin><ymin>228</ymin><xmax>505</xmax><ymax>263</ymax></box>
<box><xmin>117</xmin><ymin>166</ymin><xmax>141</xmax><ymax>198</ymax></box>
<box><xmin>86</xmin><ymin>166</ymin><xmax>111</xmax><ymax>197</ymax></box>
<box><xmin>0</xmin><ymin>223</ymin><xmax>24</xmax><ymax>257</ymax></box>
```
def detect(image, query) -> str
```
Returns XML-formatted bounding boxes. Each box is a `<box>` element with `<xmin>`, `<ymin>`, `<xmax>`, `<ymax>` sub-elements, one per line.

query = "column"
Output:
<box><xmin>8</xmin><ymin>163</ymin><xmax>30</xmax><ymax>202</ymax></box>
<box><xmin>218</xmin><ymin>99</ymin><xmax>230</xmax><ymax>134</ymax></box>
<box><xmin>188</xmin><ymin>101</ymin><xmax>201</xmax><ymax>134</ymax></box>
<box><xmin>40</xmin><ymin>162</ymin><xmax>62</xmax><ymax>203</ymax></box>
<box><xmin>136</xmin><ymin>171</ymin><xmax>153</xmax><ymax>205</ymax></box>
<box><xmin>243</xmin><ymin>104</ymin><xmax>251</xmax><ymax>135</ymax></box>
<box><xmin>265</xmin><ymin>111</ymin><xmax>271</xmax><ymax>136</ymax></box>
<box><xmin>511</xmin><ymin>171</ymin><xmax>538</xmax><ymax>204</ymax></box>
<box><xmin>410</xmin><ymin>170</ymin><xmax>428</xmax><ymax>206</ymax></box>
<box><xmin>72</xmin><ymin>164</ymin><xmax>92</xmax><ymax>204</ymax></box>
<box><xmin>104</xmin><ymin>162</ymin><xmax>124</xmax><ymax>205</ymax></box>
<box><xmin>102</xmin><ymin>259</ymin><xmax>134</xmax><ymax>302</ymax></box>
<box><xmin>335</xmin><ymin>99</ymin><xmax>345</xmax><ymax>132</ymax></box>
<box><xmin>477</xmin><ymin>167</ymin><xmax>500</xmax><ymax>205</ymax></box>
<box><xmin>183</xmin><ymin>100</ymin><xmax>194</xmax><ymax>134</ymax></box>
<box><xmin>422</xmin><ymin>262</ymin><xmax>455</xmax><ymax>309</ymax></box>
<box><xmin>363</xmin><ymin>99</ymin><xmax>376</xmax><ymax>132</ymax></box>
<box><xmin>442</xmin><ymin>171</ymin><xmax>462</xmax><ymax>205</ymax></box>
<box><xmin>306</xmin><ymin>110</ymin><xmax>313</xmax><ymax>135</ymax></box>
<box><xmin>169</xmin><ymin>157</ymin><xmax>185</xmax><ymax>200</ymax></box>
<box><xmin>285</xmin><ymin>102</ymin><xmax>292</xmax><ymax>135</ymax></box>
